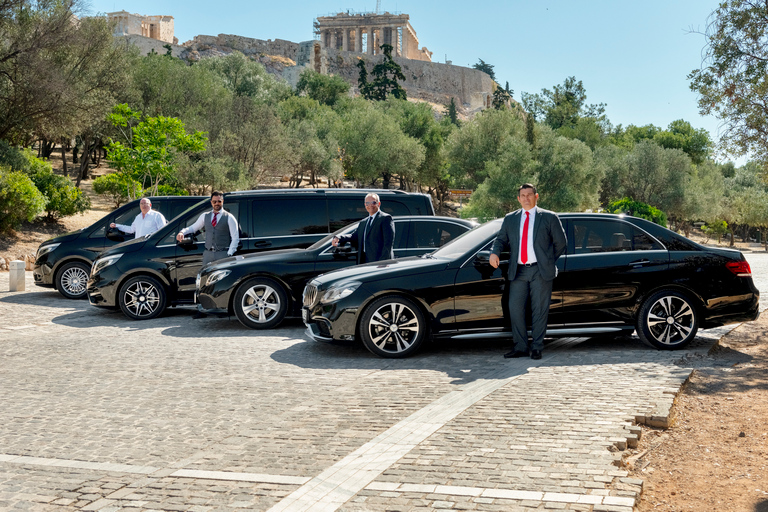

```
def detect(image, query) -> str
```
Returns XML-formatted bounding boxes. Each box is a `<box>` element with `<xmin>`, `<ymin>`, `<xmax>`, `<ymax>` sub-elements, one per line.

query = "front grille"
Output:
<box><xmin>303</xmin><ymin>284</ymin><xmax>318</xmax><ymax>307</ymax></box>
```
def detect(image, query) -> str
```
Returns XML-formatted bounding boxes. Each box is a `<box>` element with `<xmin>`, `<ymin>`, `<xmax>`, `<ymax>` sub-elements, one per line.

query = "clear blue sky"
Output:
<box><xmin>85</xmin><ymin>0</ymin><xmax>741</xmax><ymax>163</ymax></box>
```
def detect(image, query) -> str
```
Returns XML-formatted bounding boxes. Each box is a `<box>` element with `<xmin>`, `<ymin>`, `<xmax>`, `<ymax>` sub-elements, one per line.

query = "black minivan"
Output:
<box><xmin>86</xmin><ymin>189</ymin><xmax>435</xmax><ymax>320</ymax></box>
<box><xmin>33</xmin><ymin>195</ymin><xmax>206</xmax><ymax>299</ymax></box>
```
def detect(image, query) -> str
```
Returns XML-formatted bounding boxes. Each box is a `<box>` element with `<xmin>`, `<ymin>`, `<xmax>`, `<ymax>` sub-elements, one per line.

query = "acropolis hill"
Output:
<box><xmin>109</xmin><ymin>10</ymin><xmax>495</xmax><ymax>114</ymax></box>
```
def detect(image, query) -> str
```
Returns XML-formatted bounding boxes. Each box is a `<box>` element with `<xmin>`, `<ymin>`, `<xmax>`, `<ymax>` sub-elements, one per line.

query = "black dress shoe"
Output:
<box><xmin>531</xmin><ymin>350</ymin><xmax>542</xmax><ymax>360</ymax></box>
<box><xmin>504</xmin><ymin>350</ymin><xmax>528</xmax><ymax>359</ymax></box>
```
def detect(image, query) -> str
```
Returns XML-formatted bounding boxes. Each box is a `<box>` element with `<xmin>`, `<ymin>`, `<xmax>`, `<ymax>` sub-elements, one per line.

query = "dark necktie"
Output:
<box><xmin>211</xmin><ymin>212</ymin><xmax>218</xmax><ymax>227</ymax></box>
<box><xmin>363</xmin><ymin>216</ymin><xmax>373</xmax><ymax>251</ymax></box>
<box><xmin>521</xmin><ymin>211</ymin><xmax>529</xmax><ymax>264</ymax></box>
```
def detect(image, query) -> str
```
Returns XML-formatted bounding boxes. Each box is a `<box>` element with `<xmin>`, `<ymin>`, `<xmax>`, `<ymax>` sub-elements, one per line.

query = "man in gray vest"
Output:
<box><xmin>176</xmin><ymin>191</ymin><xmax>239</xmax><ymax>318</ymax></box>
<box><xmin>176</xmin><ymin>191</ymin><xmax>239</xmax><ymax>267</ymax></box>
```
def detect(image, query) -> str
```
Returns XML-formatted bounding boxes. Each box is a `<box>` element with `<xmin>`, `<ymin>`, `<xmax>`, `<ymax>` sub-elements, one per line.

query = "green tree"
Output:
<box><xmin>521</xmin><ymin>76</ymin><xmax>606</xmax><ymax>130</ymax></box>
<box><xmin>197</xmin><ymin>52</ymin><xmax>292</xmax><ymax>101</ymax></box>
<box><xmin>296</xmin><ymin>69</ymin><xmax>350</xmax><ymax>107</ymax></box>
<box><xmin>472</xmin><ymin>59</ymin><xmax>496</xmax><ymax>81</ymax></box>
<box><xmin>337</xmin><ymin>99</ymin><xmax>424</xmax><ymax>187</ymax></box>
<box><xmin>0</xmin><ymin>168</ymin><xmax>46</xmax><ymax>233</ymax></box>
<box><xmin>606</xmin><ymin>198</ymin><xmax>667</xmax><ymax>226</ymax></box>
<box><xmin>0</xmin><ymin>0</ymin><xmax>130</xmax><ymax>144</ymax></box>
<box><xmin>445</xmin><ymin>97</ymin><xmax>460</xmax><ymax>126</ymax></box>
<box><xmin>106</xmin><ymin>106</ymin><xmax>207</xmax><ymax>195</ymax></box>
<box><xmin>31</xmin><ymin>166</ymin><xmax>91</xmax><ymax>220</ymax></box>
<box><xmin>93</xmin><ymin>173</ymin><xmax>143</xmax><ymax>208</ymax></box>
<box><xmin>689</xmin><ymin>0</ymin><xmax>768</xmax><ymax>161</ymax></box>
<box><xmin>357</xmin><ymin>44</ymin><xmax>407</xmax><ymax>101</ymax></box>
<box><xmin>492</xmin><ymin>86</ymin><xmax>510</xmax><ymax>110</ymax></box>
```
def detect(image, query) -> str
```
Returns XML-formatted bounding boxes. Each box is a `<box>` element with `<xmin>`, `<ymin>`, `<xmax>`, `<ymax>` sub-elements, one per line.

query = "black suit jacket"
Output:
<box><xmin>337</xmin><ymin>211</ymin><xmax>395</xmax><ymax>264</ymax></box>
<box><xmin>491</xmin><ymin>207</ymin><xmax>567</xmax><ymax>281</ymax></box>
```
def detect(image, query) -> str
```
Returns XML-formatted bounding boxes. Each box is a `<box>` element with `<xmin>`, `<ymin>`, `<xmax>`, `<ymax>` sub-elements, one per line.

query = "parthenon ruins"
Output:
<box><xmin>313</xmin><ymin>12</ymin><xmax>432</xmax><ymax>62</ymax></box>
<box><xmin>107</xmin><ymin>10</ymin><xmax>176</xmax><ymax>45</ymax></box>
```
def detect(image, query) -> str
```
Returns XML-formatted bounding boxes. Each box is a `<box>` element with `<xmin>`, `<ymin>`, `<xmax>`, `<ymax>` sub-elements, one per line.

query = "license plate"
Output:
<box><xmin>302</xmin><ymin>307</ymin><xmax>309</xmax><ymax>323</ymax></box>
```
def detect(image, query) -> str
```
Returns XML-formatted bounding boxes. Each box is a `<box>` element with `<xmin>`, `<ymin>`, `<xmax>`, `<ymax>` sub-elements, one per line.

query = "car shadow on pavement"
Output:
<box><xmin>0</xmin><ymin>290</ymin><xmax>85</xmax><ymax>308</ymax></box>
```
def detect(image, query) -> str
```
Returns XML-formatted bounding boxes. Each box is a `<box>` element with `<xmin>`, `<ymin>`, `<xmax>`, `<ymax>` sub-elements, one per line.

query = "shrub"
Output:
<box><xmin>31</xmin><ymin>167</ymin><xmax>91</xmax><ymax>220</ymax></box>
<box><xmin>93</xmin><ymin>173</ymin><xmax>143</xmax><ymax>208</ymax></box>
<box><xmin>606</xmin><ymin>197</ymin><xmax>667</xmax><ymax>227</ymax></box>
<box><xmin>155</xmin><ymin>184</ymin><xmax>188</xmax><ymax>196</ymax></box>
<box><xmin>0</xmin><ymin>141</ymin><xmax>29</xmax><ymax>172</ymax></box>
<box><xmin>702</xmin><ymin>220</ymin><xmax>728</xmax><ymax>243</ymax></box>
<box><xmin>0</xmin><ymin>167</ymin><xmax>46</xmax><ymax>233</ymax></box>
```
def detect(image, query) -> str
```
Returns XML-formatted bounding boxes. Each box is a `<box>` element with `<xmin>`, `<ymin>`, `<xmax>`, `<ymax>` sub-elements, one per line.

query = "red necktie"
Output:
<box><xmin>521</xmin><ymin>211</ymin><xmax>529</xmax><ymax>264</ymax></box>
<box><xmin>211</xmin><ymin>212</ymin><xmax>218</xmax><ymax>227</ymax></box>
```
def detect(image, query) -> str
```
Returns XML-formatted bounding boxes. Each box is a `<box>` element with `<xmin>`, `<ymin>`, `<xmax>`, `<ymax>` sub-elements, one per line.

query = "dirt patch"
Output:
<box><xmin>628</xmin><ymin>312</ymin><xmax>768</xmax><ymax>511</ymax></box>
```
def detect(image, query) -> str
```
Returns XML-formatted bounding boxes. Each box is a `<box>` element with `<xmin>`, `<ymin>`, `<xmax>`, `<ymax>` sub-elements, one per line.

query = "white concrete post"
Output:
<box><xmin>9</xmin><ymin>260</ymin><xmax>25</xmax><ymax>292</ymax></box>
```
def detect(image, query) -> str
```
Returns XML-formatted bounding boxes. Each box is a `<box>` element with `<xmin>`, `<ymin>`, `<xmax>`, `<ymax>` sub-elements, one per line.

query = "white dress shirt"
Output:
<box><xmin>518</xmin><ymin>206</ymin><xmax>538</xmax><ymax>265</ymax></box>
<box><xmin>116</xmin><ymin>209</ymin><xmax>167</xmax><ymax>239</ymax></box>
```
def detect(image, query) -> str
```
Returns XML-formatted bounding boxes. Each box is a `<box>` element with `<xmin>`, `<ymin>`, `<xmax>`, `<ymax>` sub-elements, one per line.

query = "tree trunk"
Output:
<box><xmin>60</xmin><ymin>141</ymin><xmax>68</xmax><ymax>177</ymax></box>
<box><xmin>75</xmin><ymin>135</ymin><xmax>92</xmax><ymax>188</ymax></box>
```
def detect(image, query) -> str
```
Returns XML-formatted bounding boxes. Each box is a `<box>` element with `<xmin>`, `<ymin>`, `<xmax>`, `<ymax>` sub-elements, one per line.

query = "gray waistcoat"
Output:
<box><xmin>204</xmin><ymin>210</ymin><xmax>232</xmax><ymax>251</ymax></box>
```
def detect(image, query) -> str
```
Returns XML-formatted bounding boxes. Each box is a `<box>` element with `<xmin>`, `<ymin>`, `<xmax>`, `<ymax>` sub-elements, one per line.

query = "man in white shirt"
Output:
<box><xmin>110</xmin><ymin>198</ymin><xmax>167</xmax><ymax>239</ymax></box>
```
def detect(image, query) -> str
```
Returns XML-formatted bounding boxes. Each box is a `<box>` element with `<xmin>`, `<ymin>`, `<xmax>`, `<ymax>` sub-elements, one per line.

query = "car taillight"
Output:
<box><xmin>725</xmin><ymin>261</ymin><xmax>752</xmax><ymax>277</ymax></box>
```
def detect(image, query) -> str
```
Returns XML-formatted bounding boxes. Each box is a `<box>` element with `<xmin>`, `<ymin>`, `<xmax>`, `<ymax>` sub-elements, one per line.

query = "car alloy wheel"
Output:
<box><xmin>360</xmin><ymin>295</ymin><xmax>426</xmax><ymax>358</ymax></box>
<box><xmin>234</xmin><ymin>277</ymin><xmax>288</xmax><ymax>329</ymax></box>
<box><xmin>56</xmin><ymin>261</ymin><xmax>90</xmax><ymax>299</ymax></box>
<box><xmin>118</xmin><ymin>276</ymin><xmax>167</xmax><ymax>320</ymax></box>
<box><xmin>636</xmin><ymin>289</ymin><xmax>699</xmax><ymax>349</ymax></box>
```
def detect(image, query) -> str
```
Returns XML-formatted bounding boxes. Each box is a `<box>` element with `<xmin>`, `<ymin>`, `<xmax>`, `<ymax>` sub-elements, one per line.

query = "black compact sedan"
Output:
<box><xmin>302</xmin><ymin>214</ymin><xmax>760</xmax><ymax>358</ymax></box>
<box><xmin>196</xmin><ymin>216</ymin><xmax>476</xmax><ymax>329</ymax></box>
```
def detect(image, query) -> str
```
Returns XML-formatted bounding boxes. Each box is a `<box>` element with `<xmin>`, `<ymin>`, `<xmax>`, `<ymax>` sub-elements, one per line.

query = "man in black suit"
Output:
<box><xmin>332</xmin><ymin>193</ymin><xmax>395</xmax><ymax>264</ymax></box>
<box><xmin>490</xmin><ymin>184</ymin><xmax>567</xmax><ymax>360</ymax></box>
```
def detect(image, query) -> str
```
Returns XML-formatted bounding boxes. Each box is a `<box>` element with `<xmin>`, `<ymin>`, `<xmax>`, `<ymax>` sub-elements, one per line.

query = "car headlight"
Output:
<box><xmin>205</xmin><ymin>270</ymin><xmax>231</xmax><ymax>286</ymax></box>
<box><xmin>36</xmin><ymin>243</ymin><xmax>60</xmax><ymax>259</ymax></box>
<box><xmin>321</xmin><ymin>281</ymin><xmax>361</xmax><ymax>304</ymax></box>
<box><xmin>91</xmin><ymin>254</ymin><xmax>123</xmax><ymax>275</ymax></box>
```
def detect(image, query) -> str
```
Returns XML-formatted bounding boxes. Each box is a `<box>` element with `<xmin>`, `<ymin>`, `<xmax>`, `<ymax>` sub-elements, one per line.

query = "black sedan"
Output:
<box><xmin>196</xmin><ymin>216</ymin><xmax>476</xmax><ymax>329</ymax></box>
<box><xmin>302</xmin><ymin>214</ymin><xmax>760</xmax><ymax>358</ymax></box>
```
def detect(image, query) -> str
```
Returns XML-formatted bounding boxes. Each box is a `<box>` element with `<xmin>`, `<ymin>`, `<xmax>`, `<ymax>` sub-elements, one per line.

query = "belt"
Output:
<box><xmin>522</xmin><ymin>262</ymin><xmax>537</xmax><ymax>267</ymax></box>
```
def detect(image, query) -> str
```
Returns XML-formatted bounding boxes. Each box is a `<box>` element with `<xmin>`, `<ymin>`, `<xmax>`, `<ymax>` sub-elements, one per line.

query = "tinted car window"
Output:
<box><xmin>328</xmin><ymin>199</ymin><xmax>365</xmax><ymax>231</ymax></box>
<box><xmin>253</xmin><ymin>198</ymin><xmax>328</xmax><ymax>236</ymax></box>
<box><xmin>381</xmin><ymin>200</ymin><xmax>411</xmax><ymax>216</ymax></box>
<box><xmin>409</xmin><ymin>221</ymin><xmax>467</xmax><ymax>249</ymax></box>
<box><xmin>570</xmin><ymin>219</ymin><xmax>663</xmax><ymax>254</ymax></box>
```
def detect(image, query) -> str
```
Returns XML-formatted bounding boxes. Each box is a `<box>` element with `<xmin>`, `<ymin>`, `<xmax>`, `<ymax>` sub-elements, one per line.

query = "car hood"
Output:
<box><xmin>313</xmin><ymin>256</ymin><xmax>449</xmax><ymax>286</ymax></box>
<box><xmin>203</xmin><ymin>248</ymin><xmax>310</xmax><ymax>273</ymax></box>
<box><xmin>40</xmin><ymin>229</ymin><xmax>83</xmax><ymax>246</ymax></box>
<box><xmin>97</xmin><ymin>236</ymin><xmax>147</xmax><ymax>257</ymax></box>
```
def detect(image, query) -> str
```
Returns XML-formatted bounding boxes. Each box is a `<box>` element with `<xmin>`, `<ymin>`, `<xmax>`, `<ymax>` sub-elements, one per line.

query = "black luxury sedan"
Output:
<box><xmin>302</xmin><ymin>214</ymin><xmax>760</xmax><ymax>358</ymax></box>
<box><xmin>196</xmin><ymin>216</ymin><xmax>476</xmax><ymax>329</ymax></box>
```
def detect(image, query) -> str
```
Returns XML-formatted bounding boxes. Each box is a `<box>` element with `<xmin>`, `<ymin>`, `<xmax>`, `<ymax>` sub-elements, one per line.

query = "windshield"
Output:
<box><xmin>430</xmin><ymin>218</ymin><xmax>503</xmax><ymax>259</ymax></box>
<box><xmin>307</xmin><ymin>222</ymin><xmax>357</xmax><ymax>250</ymax></box>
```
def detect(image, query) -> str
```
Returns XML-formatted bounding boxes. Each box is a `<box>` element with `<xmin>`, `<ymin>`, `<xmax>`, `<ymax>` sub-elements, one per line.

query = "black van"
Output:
<box><xmin>86</xmin><ymin>189</ymin><xmax>435</xmax><ymax>320</ymax></box>
<box><xmin>33</xmin><ymin>195</ymin><xmax>206</xmax><ymax>299</ymax></box>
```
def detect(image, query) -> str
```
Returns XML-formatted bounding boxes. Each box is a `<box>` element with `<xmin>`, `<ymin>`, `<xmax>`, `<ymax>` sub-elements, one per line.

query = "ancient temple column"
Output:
<box><xmin>342</xmin><ymin>29</ymin><xmax>349</xmax><ymax>51</ymax></box>
<box><xmin>355</xmin><ymin>28</ymin><xmax>363</xmax><ymax>52</ymax></box>
<box><xmin>366</xmin><ymin>27</ymin><xmax>374</xmax><ymax>54</ymax></box>
<box><xmin>330</xmin><ymin>30</ymin><xmax>337</xmax><ymax>49</ymax></box>
<box><xmin>391</xmin><ymin>26</ymin><xmax>399</xmax><ymax>55</ymax></box>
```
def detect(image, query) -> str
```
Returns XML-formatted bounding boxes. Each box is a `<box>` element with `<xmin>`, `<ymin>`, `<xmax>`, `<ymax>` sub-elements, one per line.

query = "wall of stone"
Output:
<box><xmin>296</xmin><ymin>45</ymin><xmax>492</xmax><ymax>110</ymax></box>
<box><xmin>183</xmin><ymin>34</ymin><xmax>301</xmax><ymax>61</ymax></box>
<box><xmin>117</xmin><ymin>35</ymin><xmax>185</xmax><ymax>58</ymax></box>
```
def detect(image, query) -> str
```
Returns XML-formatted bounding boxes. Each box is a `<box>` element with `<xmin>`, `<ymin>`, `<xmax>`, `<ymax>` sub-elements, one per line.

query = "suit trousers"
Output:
<box><xmin>507</xmin><ymin>264</ymin><xmax>553</xmax><ymax>352</ymax></box>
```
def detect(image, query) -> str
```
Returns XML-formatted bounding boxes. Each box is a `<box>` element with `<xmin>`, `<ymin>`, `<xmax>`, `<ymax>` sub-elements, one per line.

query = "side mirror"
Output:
<box><xmin>106</xmin><ymin>227</ymin><xmax>126</xmax><ymax>243</ymax></box>
<box><xmin>177</xmin><ymin>235</ymin><xmax>195</xmax><ymax>246</ymax></box>
<box><xmin>474</xmin><ymin>250</ymin><xmax>491</xmax><ymax>266</ymax></box>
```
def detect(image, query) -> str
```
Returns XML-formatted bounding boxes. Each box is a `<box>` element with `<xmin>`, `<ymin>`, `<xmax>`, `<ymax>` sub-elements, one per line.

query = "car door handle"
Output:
<box><xmin>629</xmin><ymin>259</ymin><xmax>650</xmax><ymax>267</ymax></box>
<box><xmin>254</xmin><ymin>241</ymin><xmax>272</xmax><ymax>248</ymax></box>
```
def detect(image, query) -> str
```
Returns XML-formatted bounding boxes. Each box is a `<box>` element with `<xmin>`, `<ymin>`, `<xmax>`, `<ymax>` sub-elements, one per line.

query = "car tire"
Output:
<box><xmin>360</xmin><ymin>295</ymin><xmax>427</xmax><ymax>358</ymax></box>
<box><xmin>636</xmin><ymin>289</ymin><xmax>699</xmax><ymax>349</ymax></box>
<box><xmin>55</xmin><ymin>261</ymin><xmax>91</xmax><ymax>300</ymax></box>
<box><xmin>233</xmin><ymin>277</ymin><xmax>288</xmax><ymax>329</ymax></box>
<box><xmin>118</xmin><ymin>276</ymin><xmax>167</xmax><ymax>320</ymax></box>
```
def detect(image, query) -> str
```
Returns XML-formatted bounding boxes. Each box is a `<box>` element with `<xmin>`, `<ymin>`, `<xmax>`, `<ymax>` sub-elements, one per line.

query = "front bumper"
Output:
<box><xmin>302</xmin><ymin>297</ymin><xmax>360</xmax><ymax>342</ymax></box>
<box><xmin>33</xmin><ymin>258</ymin><xmax>54</xmax><ymax>288</ymax></box>
<box><xmin>87</xmin><ymin>268</ymin><xmax>121</xmax><ymax>307</ymax></box>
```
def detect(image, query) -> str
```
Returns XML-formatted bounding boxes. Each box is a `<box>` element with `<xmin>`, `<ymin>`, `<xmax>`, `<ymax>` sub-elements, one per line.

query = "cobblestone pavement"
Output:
<box><xmin>0</xmin><ymin>253</ymin><xmax>765</xmax><ymax>512</ymax></box>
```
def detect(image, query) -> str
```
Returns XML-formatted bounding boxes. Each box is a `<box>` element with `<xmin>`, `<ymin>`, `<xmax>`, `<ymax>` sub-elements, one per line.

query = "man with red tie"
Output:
<box><xmin>490</xmin><ymin>184</ymin><xmax>566</xmax><ymax>360</ymax></box>
<box><xmin>176</xmin><ymin>191</ymin><xmax>239</xmax><ymax>267</ymax></box>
